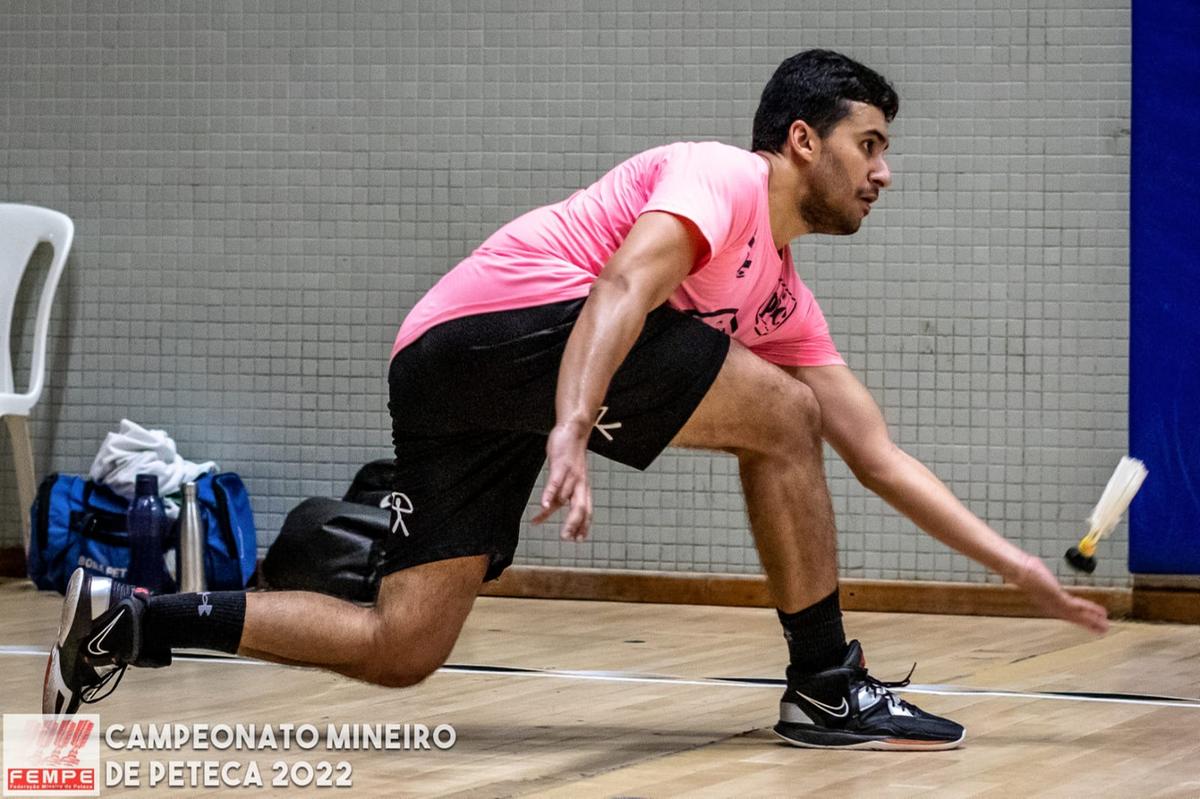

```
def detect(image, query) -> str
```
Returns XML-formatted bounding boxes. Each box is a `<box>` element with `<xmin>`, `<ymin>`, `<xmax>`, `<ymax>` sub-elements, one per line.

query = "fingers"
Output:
<box><xmin>533</xmin><ymin>467</ymin><xmax>574</xmax><ymax>526</ymax></box>
<box><xmin>1079</xmin><ymin>598</ymin><xmax>1110</xmax><ymax>634</ymax></box>
<box><xmin>531</xmin><ymin>456</ymin><xmax>592</xmax><ymax>540</ymax></box>
<box><xmin>1016</xmin><ymin>557</ymin><xmax>1110</xmax><ymax>635</ymax></box>
<box><xmin>532</xmin><ymin>473</ymin><xmax>565</xmax><ymax>525</ymax></box>
<box><xmin>1064</xmin><ymin>595</ymin><xmax>1110</xmax><ymax>634</ymax></box>
<box><xmin>560</xmin><ymin>478</ymin><xmax>593</xmax><ymax>541</ymax></box>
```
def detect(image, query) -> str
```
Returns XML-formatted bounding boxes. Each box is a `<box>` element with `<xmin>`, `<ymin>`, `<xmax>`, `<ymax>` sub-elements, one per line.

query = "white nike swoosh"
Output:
<box><xmin>86</xmin><ymin>608</ymin><xmax>125</xmax><ymax>657</ymax></box>
<box><xmin>794</xmin><ymin>690</ymin><xmax>849</xmax><ymax>718</ymax></box>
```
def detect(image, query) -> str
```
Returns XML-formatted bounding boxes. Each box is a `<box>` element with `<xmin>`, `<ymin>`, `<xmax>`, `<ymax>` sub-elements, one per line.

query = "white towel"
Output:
<box><xmin>89</xmin><ymin>419</ymin><xmax>218</xmax><ymax>517</ymax></box>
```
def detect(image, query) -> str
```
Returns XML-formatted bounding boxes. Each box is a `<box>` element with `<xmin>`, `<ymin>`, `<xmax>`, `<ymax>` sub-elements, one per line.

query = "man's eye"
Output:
<box><xmin>863</xmin><ymin>141</ymin><xmax>875</xmax><ymax>154</ymax></box>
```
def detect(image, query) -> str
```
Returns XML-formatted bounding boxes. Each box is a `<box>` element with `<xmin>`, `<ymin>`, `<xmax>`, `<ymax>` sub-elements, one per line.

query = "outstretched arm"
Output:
<box><xmin>788</xmin><ymin>363</ymin><xmax>1109</xmax><ymax>634</ymax></box>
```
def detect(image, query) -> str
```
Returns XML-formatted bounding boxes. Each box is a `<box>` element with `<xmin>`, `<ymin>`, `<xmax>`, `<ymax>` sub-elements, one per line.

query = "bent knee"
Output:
<box><xmin>362</xmin><ymin>614</ymin><xmax>457</xmax><ymax>688</ymax></box>
<box><xmin>361</xmin><ymin>643</ymin><xmax>447</xmax><ymax>688</ymax></box>
<box><xmin>739</xmin><ymin>375</ymin><xmax>822</xmax><ymax>457</ymax></box>
<box><xmin>366</xmin><ymin>660</ymin><xmax>441</xmax><ymax>689</ymax></box>
<box><xmin>785</xmin><ymin>378</ymin><xmax>822</xmax><ymax>433</ymax></box>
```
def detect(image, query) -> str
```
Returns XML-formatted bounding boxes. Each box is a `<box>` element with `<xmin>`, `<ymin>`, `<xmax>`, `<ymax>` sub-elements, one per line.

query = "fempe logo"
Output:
<box><xmin>3</xmin><ymin>715</ymin><xmax>99</xmax><ymax>796</ymax></box>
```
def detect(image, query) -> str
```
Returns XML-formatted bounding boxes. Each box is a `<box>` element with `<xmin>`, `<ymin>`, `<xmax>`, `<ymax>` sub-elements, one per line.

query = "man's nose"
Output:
<box><xmin>871</xmin><ymin>158</ymin><xmax>892</xmax><ymax>189</ymax></box>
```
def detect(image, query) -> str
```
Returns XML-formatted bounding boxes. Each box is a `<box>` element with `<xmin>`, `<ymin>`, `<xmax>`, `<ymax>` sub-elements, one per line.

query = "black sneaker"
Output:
<box><xmin>773</xmin><ymin>640</ymin><xmax>965</xmax><ymax>751</ymax></box>
<box><xmin>42</xmin><ymin>568</ymin><xmax>169</xmax><ymax>717</ymax></box>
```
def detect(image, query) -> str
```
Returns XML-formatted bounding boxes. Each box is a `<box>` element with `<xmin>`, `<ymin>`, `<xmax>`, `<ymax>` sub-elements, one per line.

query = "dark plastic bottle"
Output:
<box><xmin>126</xmin><ymin>474</ymin><xmax>167</xmax><ymax>592</ymax></box>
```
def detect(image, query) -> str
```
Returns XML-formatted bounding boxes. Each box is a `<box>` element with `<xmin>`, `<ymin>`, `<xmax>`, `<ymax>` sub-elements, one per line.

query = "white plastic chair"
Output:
<box><xmin>0</xmin><ymin>204</ymin><xmax>73</xmax><ymax>557</ymax></box>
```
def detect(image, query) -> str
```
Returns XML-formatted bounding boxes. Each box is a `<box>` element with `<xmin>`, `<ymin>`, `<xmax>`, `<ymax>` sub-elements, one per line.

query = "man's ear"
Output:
<box><xmin>787</xmin><ymin>120</ymin><xmax>819</xmax><ymax>164</ymax></box>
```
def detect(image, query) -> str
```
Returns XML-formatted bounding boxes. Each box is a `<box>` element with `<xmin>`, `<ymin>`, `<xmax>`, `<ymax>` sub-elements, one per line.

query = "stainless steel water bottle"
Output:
<box><xmin>178</xmin><ymin>481</ymin><xmax>207</xmax><ymax>592</ymax></box>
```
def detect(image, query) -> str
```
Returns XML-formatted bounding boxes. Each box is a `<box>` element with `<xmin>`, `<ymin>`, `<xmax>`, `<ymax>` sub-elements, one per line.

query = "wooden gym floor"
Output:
<box><xmin>1</xmin><ymin>577</ymin><xmax>1198</xmax><ymax>797</ymax></box>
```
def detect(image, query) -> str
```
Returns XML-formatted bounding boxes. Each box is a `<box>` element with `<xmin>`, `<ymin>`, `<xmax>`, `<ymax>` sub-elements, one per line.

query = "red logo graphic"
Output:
<box><xmin>3</xmin><ymin>715</ymin><xmax>99</xmax><ymax>796</ymax></box>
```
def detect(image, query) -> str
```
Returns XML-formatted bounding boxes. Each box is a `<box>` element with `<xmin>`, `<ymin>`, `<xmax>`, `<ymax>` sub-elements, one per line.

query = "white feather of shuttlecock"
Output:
<box><xmin>1086</xmin><ymin>456</ymin><xmax>1148</xmax><ymax>540</ymax></box>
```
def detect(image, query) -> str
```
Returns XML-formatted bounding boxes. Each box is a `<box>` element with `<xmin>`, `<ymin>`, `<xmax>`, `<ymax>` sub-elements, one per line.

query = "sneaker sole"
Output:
<box><xmin>773</xmin><ymin>725</ymin><xmax>965</xmax><ymax>752</ymax></box>
<box><xmin>43</xmin><ymin>570</ymin><xmax>87</xmax><ymax>715</ymax></box>
<box><xmin>58</xmin><ymin>568</ymin><xmax>87</xmax><ymax>646</ymax></box>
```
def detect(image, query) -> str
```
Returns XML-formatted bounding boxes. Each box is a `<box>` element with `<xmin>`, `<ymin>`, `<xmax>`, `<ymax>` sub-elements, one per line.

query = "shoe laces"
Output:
<box><xmin>857</xmin><ymin>662</ymin><xmax>917</xmax><ymax>710</ymax></box>
<box><xmin>80</xmin><ymin>664</ymin><xmax>128</xmax><ymax>705</ymax></box>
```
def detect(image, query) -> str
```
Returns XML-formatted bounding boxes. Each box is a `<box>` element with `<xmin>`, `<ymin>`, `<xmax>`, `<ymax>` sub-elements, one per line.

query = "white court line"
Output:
<box><xmin>3</xmin><ymin>645</ymin><xmax>1198</xmax><ymax>710</ymax></box>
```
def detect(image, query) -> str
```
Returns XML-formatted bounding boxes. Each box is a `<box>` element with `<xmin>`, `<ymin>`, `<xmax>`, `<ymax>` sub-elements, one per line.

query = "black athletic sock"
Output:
<box><xmin>777</xmin><ymin>589</ymin><xmax>847</xmax><ymax>676</ymax></box>
<box><xmin>144</xmin><ymin>592</ymin><xmax>246</xmax><ymax>654</ymax></box>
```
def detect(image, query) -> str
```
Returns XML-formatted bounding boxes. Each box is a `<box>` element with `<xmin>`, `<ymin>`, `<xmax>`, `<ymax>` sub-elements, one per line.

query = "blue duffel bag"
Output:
<box><xmin>27</xmin><ymin>472</ymin><xmax>257</xmax><ymax>594</ymax></box>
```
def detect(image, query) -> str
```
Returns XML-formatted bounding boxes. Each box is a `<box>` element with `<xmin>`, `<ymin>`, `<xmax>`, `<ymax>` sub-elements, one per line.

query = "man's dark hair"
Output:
<box><xmin>751</xmin><ymin>49</ymin><xmax>899</xmax><ymax>152</ymax></box>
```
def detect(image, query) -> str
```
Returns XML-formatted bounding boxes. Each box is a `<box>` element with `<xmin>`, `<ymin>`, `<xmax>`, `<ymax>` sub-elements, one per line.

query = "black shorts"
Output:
<box><xmin>381</xmin><ymin>297</ymin><xmax>730</xmax><ymax>581</ymax></box>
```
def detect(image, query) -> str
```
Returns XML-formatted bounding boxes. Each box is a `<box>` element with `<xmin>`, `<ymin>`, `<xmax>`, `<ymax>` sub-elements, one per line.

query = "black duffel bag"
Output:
<box><xmin>342</xmin><ymin>458</ymin><xmax>398</xmax><ymax>507</ymax></box>
<box><xmin>260</xmin><ymin>460</ymin><xmax>396</xmax><ymax>602</ymax></box>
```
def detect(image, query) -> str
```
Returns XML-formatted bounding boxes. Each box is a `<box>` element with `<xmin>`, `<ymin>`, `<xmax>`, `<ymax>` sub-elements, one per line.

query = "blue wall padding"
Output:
<box><xmin>1129</xmin><ymin>0</ymin><xmax>1200</xmax><ymax>573</ymax></box>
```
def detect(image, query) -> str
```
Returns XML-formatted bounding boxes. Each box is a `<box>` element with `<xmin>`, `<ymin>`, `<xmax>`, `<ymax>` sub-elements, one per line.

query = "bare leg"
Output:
<box><xmin>671</xmin><ymin>342</ymin><xmax>837</xmax><ymax>613</ymax></box>
<box><xmin>238</xmin><ymin>554</ymin><xmax>488</xmax><ymax>686</ymax></box>
<box><xmin>737</xmin><ymin>448</ymin><xmax>838</xmax><ymax>612</ymax></box>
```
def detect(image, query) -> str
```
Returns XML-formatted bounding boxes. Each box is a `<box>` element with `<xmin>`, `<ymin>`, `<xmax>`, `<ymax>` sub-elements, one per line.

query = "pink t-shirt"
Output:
<box><xmin>392</xmin><ymin>141</ymin><xmax>844</xmax><ymax>368</ymax></box>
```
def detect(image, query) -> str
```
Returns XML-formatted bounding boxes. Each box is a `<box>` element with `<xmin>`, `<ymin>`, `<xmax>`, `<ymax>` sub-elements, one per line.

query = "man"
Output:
<box><xmin>46</xmin><ymin>50</ymin><xmax>1108</xmax><ymax>751</ymax></box>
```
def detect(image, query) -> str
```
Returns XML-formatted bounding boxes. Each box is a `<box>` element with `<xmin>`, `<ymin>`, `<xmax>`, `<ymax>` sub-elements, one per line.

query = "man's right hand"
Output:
<box><xmin>533</xmin><ymin>420</ymin><xmax>593</xmax><ymax>541</ymax></box>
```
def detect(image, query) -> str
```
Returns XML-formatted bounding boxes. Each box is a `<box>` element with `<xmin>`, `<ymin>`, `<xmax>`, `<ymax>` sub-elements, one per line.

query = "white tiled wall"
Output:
<box><xmin>1</xmin><ymin>1</ymin><xmax>1132</xmax><ymax>587</ymax></box>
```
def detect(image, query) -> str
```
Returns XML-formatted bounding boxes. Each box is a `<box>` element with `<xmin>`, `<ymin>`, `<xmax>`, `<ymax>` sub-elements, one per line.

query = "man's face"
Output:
<box><xmin>798</xmin><ymin>101</ymin><xmax>892</xmax><ymax>235</ymax></box>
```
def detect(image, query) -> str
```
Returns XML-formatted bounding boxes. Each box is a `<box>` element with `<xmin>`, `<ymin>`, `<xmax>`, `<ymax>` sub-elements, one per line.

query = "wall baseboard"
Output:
<box><xmin>1131</xmin><ymin>587</ymin><xmax>1200</xmax><ymax>624</ymax></box>
<box><xmin>480</xmin><ymin>565</ymin><xmax>1138</xmax><ymax>619</ymax></box>
<box><xmin>4</xmin><ymin>548</ymin><xmax>1193</xmax><ymax>623</ymax></box>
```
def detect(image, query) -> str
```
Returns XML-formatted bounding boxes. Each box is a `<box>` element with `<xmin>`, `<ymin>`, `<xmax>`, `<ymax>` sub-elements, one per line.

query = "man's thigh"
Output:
<box><xmin>669</xmin><ymin>340</ymin><xmax>818</xmax><ymax>453</ymax></box>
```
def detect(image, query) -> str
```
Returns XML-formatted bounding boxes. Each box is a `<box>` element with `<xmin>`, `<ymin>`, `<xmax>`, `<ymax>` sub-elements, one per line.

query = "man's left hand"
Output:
<box><xmin>1011</xmin><ymin>554</ymin><xmax>1110</xmax><ymax>634</ymax></box>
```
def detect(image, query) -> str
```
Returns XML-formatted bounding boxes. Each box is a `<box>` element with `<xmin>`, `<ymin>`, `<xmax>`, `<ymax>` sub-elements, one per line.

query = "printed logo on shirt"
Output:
<box><xmin>754</xmin><ymin>278</ymin><xmax>797</xmax><ymax>336</ymax></box>
<box><xmin>736</xmin><ymin>236</ymin><xmax>755</xmax><ymax>279</ymax></box>
<box><xmin>684</xmin><ymin>308</ymin><xmax>739</xmax><ymax>335</ymax></box>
